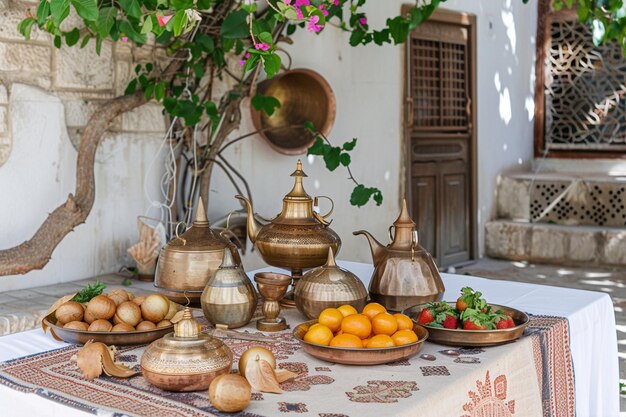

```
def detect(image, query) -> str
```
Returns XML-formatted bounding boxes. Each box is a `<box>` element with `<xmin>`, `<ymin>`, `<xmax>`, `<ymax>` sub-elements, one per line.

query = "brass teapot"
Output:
<box><xmin>236</xmin><ymin>160</ymin><xmax>341</xmax><ymax>306</ymax></box>
<box><xmin>354</xmin><ymin>199</ymin><xmax>444</xmax><ymax>311</ymax></box>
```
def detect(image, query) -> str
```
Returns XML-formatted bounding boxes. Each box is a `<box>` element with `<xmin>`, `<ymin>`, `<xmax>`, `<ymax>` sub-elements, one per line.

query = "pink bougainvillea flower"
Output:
<box><xmin>255</xmin><ymin>43</ymin><xmax>270</xmax><ymax>51</ymax></box>
<box><xmin>318</xmin><ymin>4</ymin><xmax>329</xmax><ymax>16</ymax></box>
<box><xmin>157</xmin><ymin>15</ymin><xmax>172</xmax><ymax>27</ymax></box>
<box><xmin>239</xmin><ymin>59</ymin><xmax>246</xmax><ymax>66</ymax></box>
<box><xmin>296</xmin><ymin>7</ymin><xmax>304</xmax><ymax>19</ymax></box>
<box><xmin>307</xmin><ymin>15</ymin><xmax>323</xmax><ymax>33</ymax></box>
<box><xmin>359</xmin><ymin>17</ymin><xmax>367</xmax><ymax>25</ymax></box>
<box><xmin>121</xmin><ymin>36</ymin><xmax>129</xmax><ymax>42</ymax></box>
<box><xmin>332</xmin><ymin>0</ymin><xmax>340</xmax><ymax>5</ymax></box>
<box><xmin>245</xmin><ymin>53</ymin><xmax>250</xmax><ymax>58</ymax></box>
<box><xmin>283</xmin><ymin>0</ymin><xmax>292</xmax><ymax>4</ymax></box>
<box><xmin>295</xmin><ymin>0</ymin><xmax>310</xmax><ymax>6</ymax></box>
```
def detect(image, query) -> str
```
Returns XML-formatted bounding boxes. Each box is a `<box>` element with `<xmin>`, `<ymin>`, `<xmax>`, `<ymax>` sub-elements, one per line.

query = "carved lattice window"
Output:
<box><xmin>535</xmin><ymin>2</ymin><xmax>626</xmax><ymax>156</ymax></box>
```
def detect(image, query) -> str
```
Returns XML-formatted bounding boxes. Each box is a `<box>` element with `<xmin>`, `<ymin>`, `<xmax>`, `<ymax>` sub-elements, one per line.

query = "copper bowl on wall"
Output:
<box><xmin>250</xmin><ymin>68</ymin><xmax>336</xmax><ymax>155</ymax></box>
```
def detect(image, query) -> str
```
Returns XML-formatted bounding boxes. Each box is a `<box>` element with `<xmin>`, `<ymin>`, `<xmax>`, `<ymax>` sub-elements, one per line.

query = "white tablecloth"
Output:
<box><xmin>0</xmin><ymin>261</ymin><xmax>619</xmax><ymax>417</ymax></box>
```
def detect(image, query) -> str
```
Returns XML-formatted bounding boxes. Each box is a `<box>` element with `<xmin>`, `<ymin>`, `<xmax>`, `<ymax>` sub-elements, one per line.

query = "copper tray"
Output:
<box><xmin>402</xmin><ymin>303</ymin><xmax>529</xmax><ymax>347</ymax></box>
<box><xmin>293</xmin><ymin>320</ymin><xmax>428</xmax><ymax>365</ymax></box>
<box><xmin>43</xmin><ymin>316</ymin><xmax>173</xmax><ymax>346</ymax></box>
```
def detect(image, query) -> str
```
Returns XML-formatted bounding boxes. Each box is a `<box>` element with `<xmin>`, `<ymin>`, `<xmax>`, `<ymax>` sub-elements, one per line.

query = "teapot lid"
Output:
<box><xmin>166</xmin><ymin>200</ymin><xmax>232</xmax><ymax>252</ymax></box>
<box><xmin>393</xmin><ymin>199</ymin><xmax>416</xmax><ymax>229</ymax></box>
<box><xmin>284</xmin><ymin>160</ymin><xmax>312</xmax><ymax>201</ymax></box>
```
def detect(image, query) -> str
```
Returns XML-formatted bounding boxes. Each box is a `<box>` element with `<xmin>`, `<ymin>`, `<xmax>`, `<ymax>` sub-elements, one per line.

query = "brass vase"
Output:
<box><xmin>236</xmin><ymin>160</ymin><xmax>341</xmax><ymax>307</ymax></box>
<box><xmin>294</xmin><ymin>248</ymin><xmax>368</xmax><ymax>319</ymax></box>
<box><xmin>141</xmin><ymin>307</ymin><xmax>233</xmax><ymax>392</ymax></box>
<box><xmin>154</xmin><ymin>199</ymin><xmax>241</xmax><ymax>305</ymax></box>
<box><xmin>200</xmin><ymin>248</ymin><xmax>258</xmax><ymax>329</ymax></box>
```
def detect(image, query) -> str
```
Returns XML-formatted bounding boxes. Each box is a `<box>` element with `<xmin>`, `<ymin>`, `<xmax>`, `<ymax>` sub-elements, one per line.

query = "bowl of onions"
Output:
<box><xmin>42</xmin><ymin>282</ymin><xmax>181</xmax><ymax>345</ymax></box>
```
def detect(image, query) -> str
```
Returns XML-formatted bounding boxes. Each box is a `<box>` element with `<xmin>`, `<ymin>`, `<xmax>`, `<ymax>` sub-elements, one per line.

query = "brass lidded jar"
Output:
<box><xmin>200</xmin><ymin>248</ymin><xmax>258</xmax><ymax>329</ymax></box>
<box><xmin>294</xmin><ymin>248</ymin><xmax>368</xmax><ymax>319</ymax></box>
<box><xmin>154</xmin><ymin>200</ymin><xmax>241</xmax><ymax>304</ymax></box>
<box><xmin>354</xmin><ymin>199</ymin><xmax>444</xmax><ymax>311</ymax></box>
<box><xmin>141</xmin><ymin>307</ymin><xmax>233</xmax><ymax>392</ymax></box>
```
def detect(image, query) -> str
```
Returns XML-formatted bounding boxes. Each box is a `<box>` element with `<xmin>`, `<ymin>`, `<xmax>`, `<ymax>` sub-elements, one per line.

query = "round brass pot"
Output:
<box><xmin>250</xmin><ymin>68</ymin><xmax>336</xmax><ymax>155</ymax></box>
<box><xmin>294</xmin><ymin>249</ymin><xmax>367</xmax><ymax>319</ymax></box>
<box><xmin>154</xmin><ymin>200</ymin><xmax>241</xmax><ymax>305</ymax></box>
<box><xmin>141</xmin><ymin>309</ymin><xmax>233</xmax><ymax>392</ymax></box>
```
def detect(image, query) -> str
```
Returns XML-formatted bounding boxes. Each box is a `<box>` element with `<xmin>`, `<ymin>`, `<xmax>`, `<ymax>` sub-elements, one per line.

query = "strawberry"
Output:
<box><xmin>463</xmin><ymin>320</ymin><xmax>486</xmax><ymax>330</ymax></box>
<box><xmin>442</xmin><ymin>314</ymin><xmax>458</xmax><ymax>329</ymax></box>
<box><xmin>417</xmin><ymin>307</ymin><xmax>435</xmax><ymax>325</ymax></box>
<box><xmin>456</xmin><ymin>287</ymin><xmax>474</xmax><ymax>312</ymax></box>
<box><xmin>460</xmin><ymin>308</ymin><xmax>496</xmax><ymax>331</ymax></box>
<box><xmin>494</xmin><ymin>309</ymin><xmax>515</xmax><ymax>329</ymax></box>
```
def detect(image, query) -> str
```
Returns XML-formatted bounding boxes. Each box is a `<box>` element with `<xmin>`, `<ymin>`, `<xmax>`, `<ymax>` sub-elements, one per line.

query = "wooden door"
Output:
<box><xmin>404</xmin><ymin>8</ymin><xmax>477</xmax><ymax>267</ymax></box>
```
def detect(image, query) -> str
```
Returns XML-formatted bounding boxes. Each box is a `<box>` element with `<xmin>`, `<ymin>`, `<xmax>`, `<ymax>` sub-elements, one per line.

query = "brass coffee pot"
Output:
<box><xmin>236</xmin><ymin>160</ymin><xmax>341</xmax><ymax>307</ymax></box>
<box><xmin>154</xmin><ymin>200</ymin><xmax>241</xmax><ymax>305</ymax></box>
<box><xmin>354</xmin><ymin>199</ymin><xmax>444</xmax><ymax>311</ymax></box>
<box><xmin>200</xmin><ymin>248</ymin><xmax>258</xmax><ymax>329</ymax></box>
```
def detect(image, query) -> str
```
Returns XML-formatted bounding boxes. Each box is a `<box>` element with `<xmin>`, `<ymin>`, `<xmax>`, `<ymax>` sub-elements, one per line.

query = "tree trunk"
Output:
<box><xmin>0</xmin><ymin>92</ymin><xmax>146</xmax><ymax>276</ymax></box>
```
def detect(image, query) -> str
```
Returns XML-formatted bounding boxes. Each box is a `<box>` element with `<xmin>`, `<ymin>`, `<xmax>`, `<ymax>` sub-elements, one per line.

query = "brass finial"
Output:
<box><xmin>193</xmin><ymin>199</ymin><xmax>209</xmax><ymax>226</ymax></box>
<box><xmin>174</xmin><ymin>307</ymin><xmax>200</xmax><ymax>338</ymax></box>
<box><xmin>219</xmin><ymin>248</ymin><xmax>237</xmax><ymax>269</ymax></box>
<box><xmin>286</xmin><ymin>160</ymin><xmax>310</xmax><ymax>199</ymax></box>
<box><xmin>325</xmin><ymin>247</ymin><xmax>337</xmax><ymax>267</ymax></box>
<box><xmin>394</xmin><ymin>199</ymin><xmax>416</xmax><ymax>228</ymax></box>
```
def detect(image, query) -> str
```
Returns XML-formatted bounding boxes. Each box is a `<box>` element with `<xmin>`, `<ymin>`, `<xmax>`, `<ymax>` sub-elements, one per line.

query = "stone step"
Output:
<box><xmin>485</xmin><ymin>220</ymin><xmax>626</xmax><ymax>266</ymax></box>
<box><xmin>496</xmin><ymin>172</ymin><xmax>626</xmax><ymax>228</ymax></box>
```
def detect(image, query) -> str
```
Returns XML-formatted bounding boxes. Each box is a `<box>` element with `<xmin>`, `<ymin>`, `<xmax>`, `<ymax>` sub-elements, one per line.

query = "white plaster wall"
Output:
<box><xmin>0</xmin><ymin>84</ymin><xmax>164</xmax><ymax>291</ymax></box>
<box><xmin>210</xmin><ymin>0</ymin><xmax>537</xmax><ymax>268</ymax></box>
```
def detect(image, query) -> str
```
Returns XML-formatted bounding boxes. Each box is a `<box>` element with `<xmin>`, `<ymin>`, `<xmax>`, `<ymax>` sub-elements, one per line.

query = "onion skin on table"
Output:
<box><xmin>72</xmin><ymin>340</ymin><xmax>138</xmax><ymax>380</ymax></box>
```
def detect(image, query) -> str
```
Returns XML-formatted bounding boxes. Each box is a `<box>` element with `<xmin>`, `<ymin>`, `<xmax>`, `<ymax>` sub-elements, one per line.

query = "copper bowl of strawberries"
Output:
<box><xmin>403</xmin><ymin>287</ymin><xmax>529</xmax><ymax>347</ymax></box>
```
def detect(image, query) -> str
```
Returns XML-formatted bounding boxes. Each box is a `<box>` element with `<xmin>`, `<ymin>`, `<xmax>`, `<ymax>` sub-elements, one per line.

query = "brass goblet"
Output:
<box><xmin>254</xmin><ymin>272</ymin><xmax>293</xmax><ymax>332</ymax></box>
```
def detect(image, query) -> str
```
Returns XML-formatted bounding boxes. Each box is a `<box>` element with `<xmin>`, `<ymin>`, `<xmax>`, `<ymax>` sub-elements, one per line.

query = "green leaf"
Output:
<box><xmin>387</xmin><ymin>16</ymin><xmax>409</xmax><ymax>44</ymax></box>
<box><xmin>120</xmin><ymin>20</ymin><xmax>147</xmax><ymax>44</ymax></box>
<box><xmin>125</xmin><ymin>78</ymin><xmax>137</xmax><ymax>95</ymax></box>
<box><xmin>96</xmin><ymin>7</ymin><xmax>117</xmax><ymax>37</ymax></box>
<box><xmin>80</xmin><ymin>34</ymin><xmax>91</xmax><ymax>48</ymax></box>
<box><xmin>53</xmin><ymin>34</ymin><xmax>62</xmax><ymax>48</ymax></box>
<box><xmin>287</xmin><ymin>24</ymin><xmax>297</xmax><ymax>35</ymax></box>
<box><xmin>65</xmin><ymin>27</ymin><xmax>80</xmax><ymax>45</ymax></box>
<box><xmin>349</xmin><ymin>29</ymin><xmax>365</xmax><ymax>46</ymax></box>
<box><xmin>323</xmin><ymin>146</ymin><xmax>341</xmax><ymax>171</ymax></box>
<box><xmin>251</xmin><ymin>94</ymin><xmax>281</xmax><ymax>117</ymax></box>
<box><xmin>71</xmin><ymin>280</ymin><xmax>106</xmax><ymax>303</ymax></box>
<box><xmin>373</xmin><ymin>29</ymin><xmax>390</xmax><ymax>45</ymax></box>
<box><xmin>304</xmin><ymin>120</ymin><xmax>316</xmax><ymax>133</ymax></box>
<box><xmin>258</xmin><ymin>31</ymin><xmax>273</xmax><ymax>44</ymax></box>
<box><xmin>119</xmin><ymin>0</ymin><xmax>141</xmax><ymax>19</ymax></box>
<box><xmin>154</xmin><ymin>81</ymin><xmax>166</xmax><ymax>101</ymax></box>
<box><xmin>342</xmin><ymin>138</ymin><xmax>357</xmax><ymax>151</ymax></box>
<box><xmin>18</xmin><ymin>17</ymin><xmax>36</xmax><ymax>41</ymax></box>
<box><xmin>197</xmin><ymin>0</ymin><xmax>212</xmax><ymax>10</ymax></box>
<box><xmin>122</xmin><ymin>278</ymin><xmax>132</xmax><ymax>286</ymax></box>
<box><xmin>171</xmin><ymin>0</ymin><xmax>193</xmax><ymax>9</ymax></box>
<box><xmin>262</xmin><ymin>53</ymin><xmax>281</xmax><ymax>78</ymax></box>
<box><xmin>50</xmin><ymin>0</ymin><xmax>70</xmax><ymax>26</ymax></box>
<box><xmin>95</xmin><ymin>34</ymin><xmax>102</xmax><ymax>54</ymax></box>
<box><xmin>220</xmin><ymin>9</ymin><xmax>249</xmax><ymax>39</ymax></box>
<box><xmin>36</xmin><ymin>1</ymin><xmax>51</xmax><ymax>26</ymax></box>
<box><xmin>339</xmin><ymin>153</ymin><xmax>351</xmax><ymax>167</ymax></box>
<box><xmin>172</xmin><ymin>9</ymin><xmax>187</xmax><ymax>36</ymax></box>
<box><xmin>71</xmin><ymin>0</ymin><xmax>98</xmax><ymax>22</ymax></box>
<box><xmin>141</xmin><ymin>15</ymin><xmax>153</xmax><ymax>34</ymax></box>
<box><xmin>409</xmin><ymin>7</ymin><xmax>424</xmax><ymax>30</ymax></box>
<box><xmin>307</xmin><ymin>137</ymin><xmax>327</xmax><ymax>155</ymax></box>
<box><xmin>196</xmin><ymin>34</ymin><xmax>214</xmax><ymax>52</ymax></box>
<box><xmin>350</xmin><ymin>184</ymin><xmax>383</xmax><ymax>207</ymax></box>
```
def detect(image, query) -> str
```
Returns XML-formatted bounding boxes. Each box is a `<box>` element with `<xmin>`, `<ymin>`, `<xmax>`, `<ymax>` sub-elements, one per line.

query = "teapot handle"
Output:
<box><xmin>388</xmin><ymin>225</ymin><xmax>395</xmax><ymax>243</ymax></box>
<box><xmin>174</xmin><ymin>221</ymin><xmax>187</xmax><ymax>245</ymax></box>
<box><xmin>313</xmin><ymin>196</ymin><xmax>334</xmax><ymax>226</ymax></box>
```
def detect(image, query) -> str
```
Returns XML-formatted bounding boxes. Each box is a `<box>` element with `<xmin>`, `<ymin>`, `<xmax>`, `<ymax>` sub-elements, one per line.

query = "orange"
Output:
<box><xmin>371</xmin><ymin>312</ymin><xmax>398</xmax><ymax>336</ymax></box>
<box><xmin>361</xmin><ymin>337</ymin><xmax>371</xmax><ymax>348</ymax></box>
<box><xmin>337</xmin><ymin>304</ymin><xmax>358</xmax><ymax>317</ymax></box>
<box><xmin>340</xmin><ymin>314</ymin><xmax>372</xmax><ymax>339</ymax></box>
<box><xmin>304</xmin><ymin>324</ymin><xmax>333</xmax><ymax>346</ymax></box>
<box><xmin>393</xmin><ymin>313</ymin><xmax>414</xmax><ymax>331</ymax></box>
<box><xmin>334</xmin><ymin>329</ymin><xmax>344</xmax><ymax>336</ymax></box>
<box><xmin>391</xmin><ymin>329</ymin><xmax>418</xmax><ymax>346</ymax></box>
<box><xmin>318</xmin><ymin>308</ymin><xmax>344</xmax><ymax>332</ymax></box>
<box><xmin>362</xmin><ymin>302</ymin><xmax>386</xmax><ymax>320</ymax></box>
<box><xmin>329</xmin><ymin>333</ymin><xmax>363</xmax><ymax>348</ymax></box>
<box><xmin>366</xmin><ymin>334</ymin><xmax>395</xmax><ymax>348</ymax></box>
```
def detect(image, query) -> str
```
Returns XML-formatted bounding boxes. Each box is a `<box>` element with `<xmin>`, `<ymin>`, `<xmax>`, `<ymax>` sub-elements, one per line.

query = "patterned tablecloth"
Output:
<box><xmin>0</xmin><ymin>306</ymin><xmax>574</xmax><ymax>417</ymax></box>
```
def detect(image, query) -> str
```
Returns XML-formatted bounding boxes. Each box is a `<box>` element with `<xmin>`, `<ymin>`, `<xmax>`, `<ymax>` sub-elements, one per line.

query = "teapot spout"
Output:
<box><xmin>353</xmin><ymin>230</ymin><xmax>386</xmax><ymax>265</ymax></box>
<box><xmin>235</xmin><ymin>195</ymin><xmax>262</xmax><ymax>243</ymax></box>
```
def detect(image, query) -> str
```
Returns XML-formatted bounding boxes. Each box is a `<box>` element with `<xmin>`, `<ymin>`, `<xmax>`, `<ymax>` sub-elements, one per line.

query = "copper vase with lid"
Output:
<box><xmin>294</xmin><ymin>248</ymin><xmax>368</xmax><ymax>319</ymax></box>
<box><xmin>154</xmin><ymin>200</ymin><xmax>241</xmax><ymax>305</ymax></box>
<box><xmin>141</xmin><ymin>307</ymin><xmax>233</xmax><ymax>392</ymax></box>
<box><xmin>354</xmin><ymin>199</ymin><xmax>444</xmax><ymax>311</ymax></box>
<box><xmin>200</xmin><ymin>248</ymin><xmax>258</xmax><ymax>329</ymax></box>
<box><xmin>235</xmin><ymin>160</ymin><xmax>341</xmax><ymax>306</ymax></box>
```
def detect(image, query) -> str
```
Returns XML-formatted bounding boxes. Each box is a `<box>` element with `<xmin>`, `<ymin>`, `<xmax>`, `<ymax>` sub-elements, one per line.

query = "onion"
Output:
<box><xmin>55</xmin><ymin>301</ymin><xmax>84</xmax><ymax>325</ymax></box>
<box><xmin>238</xmin><ymin>347</ymin><xmax>276</xmax><ymax>377</ymax></box>
<box><xmin>132</xmin><ymin>296</ymin><xmax>146</xmax><ymax>306</ymax></box>
<box><xmin>88</xmin><ymin>319</ymin><xmax>113</xmax><ymax>332</ymax></box>
<box><xmin>112</xmin><ymin>323</ymin><xmax>135</xmax><ymax>332</ymax></box>
<box><xmin>83</xmin><ymin>308</ymin><xmax>97</xmax><ymax>324</ymax></box>
<box><xmin>114</xmin><ymin>301</ymin><xmax>142</xmax><ymax>326</ymax></box>
<box><xmin>141</xmin><ymin>294</ymin><xmax>170</xmax><ymax>323</ymax></box>
<box><xmin>107</xmin><ymin>289</ymin><xmax>130</xmax><ymax>306</ymax></box>
<box><xmin>164</xmin><ymin>301</ymin><xmax>179</xmax><ymax>320</ymax></box>
<box><xmin>63</xmin><ymin>321</ymin><xmax>89</xmax><ymax>331</ymax></box>
<box><xmin>86</xmin><ymin>295</ymin><xmax>116</xmax><ymax>320</ymax></box>
<box><xmin>136</xmin><ymin>321</ymin><xmax>157</xmax><ymax>331</ymax></box>
<box><xmin>209</xmin><ymin>374</ymin><xmax>251</xmax><ymax>413</ymax></box>
<box><xmin>157</xmin><ymin>320</ymin><xmax>172</xmax><ymax>328</ymax></box>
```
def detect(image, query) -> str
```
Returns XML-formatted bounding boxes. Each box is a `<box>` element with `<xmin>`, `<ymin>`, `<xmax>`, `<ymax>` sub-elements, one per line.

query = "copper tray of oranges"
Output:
<box><xmin>293</xmin><ymin>303</ymin><xmax>428</xmax><ymax>365</ymax></box>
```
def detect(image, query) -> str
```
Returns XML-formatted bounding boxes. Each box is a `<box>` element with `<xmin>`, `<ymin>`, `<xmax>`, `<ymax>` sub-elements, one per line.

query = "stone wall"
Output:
<box><xmin>0</xmin><ymin>0</ymin><xmax>167</xmax><ymax>292</ymax></box>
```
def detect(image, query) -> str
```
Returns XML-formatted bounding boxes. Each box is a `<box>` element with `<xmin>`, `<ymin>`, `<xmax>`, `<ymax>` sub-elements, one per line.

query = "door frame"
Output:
<box><xmin>401</xmin><ymin>6</ymin><xmax>478</xmax><ymax>265</ymax></box>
